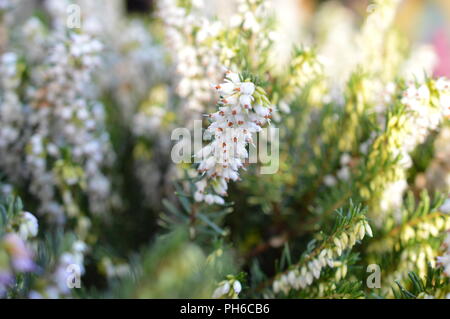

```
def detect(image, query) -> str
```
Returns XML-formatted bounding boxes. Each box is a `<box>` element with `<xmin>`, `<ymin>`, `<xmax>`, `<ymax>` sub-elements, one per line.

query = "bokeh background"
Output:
<box><xmin>147</xmin><ymin>0</ymin><xmax>450</xmax><ymax>77</ymax></box>
<box><xmin>10</xmin><ymin>0</ymin><xmax>450</xmax><ymax>79</ymax></box>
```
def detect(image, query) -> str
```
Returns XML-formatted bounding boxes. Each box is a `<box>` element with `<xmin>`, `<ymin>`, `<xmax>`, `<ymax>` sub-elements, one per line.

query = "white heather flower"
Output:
<box><xmin>233</xmin><ymin>280</ymin><xmax>242</xmax><ymax>294</ymax></box>
<box><xmin>194</xmin><ymin>70</ymin><xmax>273</xmax><ymax>205</ymax></box>
<box><xmin>240</xmin><ymin>82</ymin><xmax>255</xmax><ymax>95</ymax></box>
<box><xmin>204</xmin><ymin>194</ymin><xmax>216</xmax><ymax>205</ymax></box>
<box><xmin>73</xmin><ymin>241</ymin><xmax>87</xmax><ymax>254</ymax></box>
<box><xmin>337</xmin><ymin>166</ymin><xmax>351</xmax><ymax>181</ymax></box>
<box><xmin>225</xmin><ymin>71</ymin><xmax>240</xmax><ymax>84</ymax></box>
<box><xmin>159</xmin><ymin>0</ymin><xmax>224</xmax><ymax>124</ymax></box>
<box><xmin>243</xmin><ymin>12</ymin><xmax>259</xmax><ymax>33</ymax></box>
<box><xmin>278</xmin><ymin>100</ymin><xmax>291</xmax><ymax>114</ymax></box>
<box><xmin>379</xmin><ymin>179</ymin><xmax>408</xmax><ymax>214</ymax></box>
<box><xmin>194</xmin><ymin>191</ymin><xmax>204</xmax><ymax>202</ymax></box>
<box><xmin>400</xmin><ymin>80</ymin><xmax>444</xmax><ymax>152</ymax></box>
<box><xmin>18</xmin><ymin>212</ymin><xmax>39</xmax><ymax>240</ymax></box>
<box><xmin>212</xmin><ymin>278</ymin><xmax>242</xmax><ymax>299</ymax></box>
<box><xmin>273</xmin><ymin>219</ymin><xmax>368</xmax><ymax>295</ymax></box>
<box><xmin>212</xmin><ymin>281</ymin><xmax>230</xmax><ymax>299</ymax></box>
<box><xmin>401</xmin><ymin>45</ymin><xmax>437</xmax><ymax>82</ymax></box>
<box><xmin>340</xmin><ymin>153</ymin><xmax>351</xmax><ymax>166</ymax></box>
<box><xmin>324</xmin><ymin>174</ymin><xmax>337</xmax><ymax>187</ymax></box>
<box><xmin>364</xmin><ymin>221</ymin><xmax>373</xmax><ymax>237</ymax></box>
<box><xmin>212</xmin><ymin>195</ymin><xmax>225</xmax><ymax>205</ymax></box>
<box><xmin>239</xmin><ymin>94</ymin><xmax>253</xmax><ymax>109</ymax></box>
<box><xmin>2</xmin><ymin>233</ymin><xmax>36</xmax><ymax>273</ymax></box>
<box><xmin>375</xmin><ymin>79</ymin><xmax>450</xmax><ymax>223</ymax></box>
<box><xmin>15</xmin><ymin>26</ymin><xmax>115</xmax><ymax>219</ymax></box>
<box><xmin>215</xmin><ymin>82</ymin><xmax>235</xmax><ymax>95</ymax></box>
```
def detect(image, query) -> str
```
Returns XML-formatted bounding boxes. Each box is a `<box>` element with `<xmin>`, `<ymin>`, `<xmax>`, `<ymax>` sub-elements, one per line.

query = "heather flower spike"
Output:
<box><xmin>194</xmin><ymin>70</ymin><xmax>273</xmax><ymax>205</ymax></box>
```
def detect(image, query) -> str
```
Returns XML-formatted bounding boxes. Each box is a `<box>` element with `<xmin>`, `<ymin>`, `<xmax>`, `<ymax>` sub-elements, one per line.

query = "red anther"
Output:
<box><xmin>215</xmin><ymin>85</ymin><xmax>221</xmax><ymax>90</ymax></box>
<box><xmin>233</xmin><ymin>137</ymin><xmax>237</xmax><ymax>143</ymax></box>
<box><xmin>234</xmin><ymin>87</ymin><xmax>240</xmax><ymax>91</ymax></box>
<box><xmin>228</xmin><ymin>122</ymin><xmax>233</xmax><ymax>127</ymax></box>
<box><xmin>219</xmin><ymin>111</ymin><xmax>225</xmax><ymax>116</ymax></box>
<box><xmin>232</xmin><ymin>110</ymin><xmax>237</xmax><ymax>115</ymax></box>
<box><xmin>238</xmin><ymin>121</ymin><xmax>244</xmax><ymax>125</ymax></box>
<box><xmin>218</xmin><ymin>128</ymin><xmax>223</xmax><ymax>132</ymax></box>
<box><xmin>244</xmin><ymin>104</ymin><xmax>249</xmax><ymax>109</ymax></box>
<box><xmin>222</xmin><ymin>142</ymin><xmax>226</xmax><ymax>147</ymax></box>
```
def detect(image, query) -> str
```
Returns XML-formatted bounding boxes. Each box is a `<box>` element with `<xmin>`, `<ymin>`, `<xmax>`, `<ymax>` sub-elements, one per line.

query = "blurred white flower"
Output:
<box><xmin>18</xmin><ymin>212</ymin><xmax>39</xmax><ymax>240</ymax></box>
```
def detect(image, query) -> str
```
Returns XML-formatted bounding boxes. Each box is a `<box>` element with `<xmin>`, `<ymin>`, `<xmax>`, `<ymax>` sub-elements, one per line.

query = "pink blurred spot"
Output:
<box><xmin>433</xmin><ymin>28</ymin><xmax>450</xmax><ymax>77</ymax></box>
